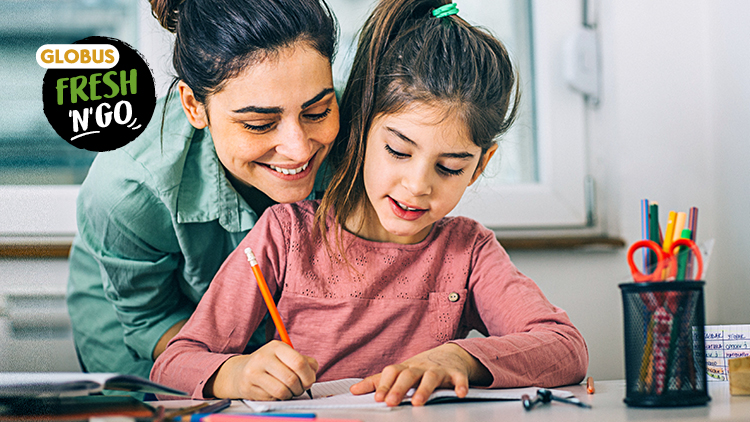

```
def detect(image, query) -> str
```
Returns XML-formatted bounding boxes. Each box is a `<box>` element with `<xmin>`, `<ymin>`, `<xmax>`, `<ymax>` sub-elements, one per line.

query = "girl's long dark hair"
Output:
<box><xmin>315</xmin><ymin>0</ymin><xmax>520</xmax><ymax>257</ymax></box>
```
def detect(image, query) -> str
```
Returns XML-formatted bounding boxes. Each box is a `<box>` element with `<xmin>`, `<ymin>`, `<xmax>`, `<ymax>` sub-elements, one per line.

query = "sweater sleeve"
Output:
<box><xmin>74</xmin><ymin>151</ymin><xmax>191</xmax><ymax>362</ymax></box>
<box><xmin>449</xmin><ymin>227</ymin><xmax>588</xmax><ymax>388</ymax></box>
<box><xmin>150</xmin><ymin>206</ymin><xmax>289</xmax><ymax>398</ymax></box>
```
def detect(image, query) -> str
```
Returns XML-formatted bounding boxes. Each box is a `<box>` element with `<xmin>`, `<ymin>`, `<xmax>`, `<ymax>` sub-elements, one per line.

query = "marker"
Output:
<box><xmin>169</xmin><ymin>399</ymin><xmax>231</xmax><ymax>421</ymax></box>
<box><xmin>183</xmin><ymin>413</ymin><xmax>316</xmax><ymax>422</ymax></box>
<box><xmin>245</xmin><ymin>248</ymin><xmax>314</xmax><ymax>400</ymax></box>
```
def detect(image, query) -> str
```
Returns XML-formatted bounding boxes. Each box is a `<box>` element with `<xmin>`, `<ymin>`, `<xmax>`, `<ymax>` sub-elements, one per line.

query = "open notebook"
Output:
<box><xmin>243</xmin><ymin>378</ymin><xmax>574</xmax><ymax>412</ymax></box>
<box><xmin>0</xmin><ymin>373</ymin><xmax>188</xmax><ymax>398</ymax></box>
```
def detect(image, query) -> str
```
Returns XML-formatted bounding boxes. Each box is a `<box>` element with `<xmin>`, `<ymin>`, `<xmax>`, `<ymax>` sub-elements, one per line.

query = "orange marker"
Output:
<box><xmin>586</xmin><ymin>376</ymin><xmax>595</xmax><ymax>394</ymax></box>
<box><xmin>245</xmin><ymin>247</ymin><xmax>313</xmax><ymax>399</ymax></box>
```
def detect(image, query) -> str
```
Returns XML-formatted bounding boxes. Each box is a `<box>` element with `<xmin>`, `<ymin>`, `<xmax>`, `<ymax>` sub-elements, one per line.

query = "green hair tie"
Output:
<box><xmin>432</xmin><ymin>3</ymin><xmax>458</xmax><ymax>19</ymax></box>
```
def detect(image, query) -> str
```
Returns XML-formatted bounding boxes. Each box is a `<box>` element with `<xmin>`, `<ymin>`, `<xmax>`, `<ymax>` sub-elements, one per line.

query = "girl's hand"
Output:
<box><xmin>206</xmin><ymin>340</ymin><xmax>318</xmax><ymax>400</ymax></box>
<box><xmin>349</xmin><ymin>343</ymin><xmax>491</xmax><ymax>406</ymax></box>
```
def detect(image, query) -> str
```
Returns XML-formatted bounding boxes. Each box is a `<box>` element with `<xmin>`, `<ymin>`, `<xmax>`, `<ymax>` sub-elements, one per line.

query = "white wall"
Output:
<box><xmin>509</xmin><ymin>0</ymin><xmax>750</xmax><ymax>381</ymax></box>
<box><xmin>2</xmin><ymin>0</ymin><xmax>748</xmax><ymax>381</ymax></box>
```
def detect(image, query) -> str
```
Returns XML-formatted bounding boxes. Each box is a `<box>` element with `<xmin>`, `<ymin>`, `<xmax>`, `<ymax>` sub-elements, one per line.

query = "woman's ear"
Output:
<box><xmin>178</xmin><ymin>81</ymin><xmax>208</xmax><ymax>129</ymax></box>
<box><xmin>469</xmin><ymin>143</ymin><xmax>498</xmax><ymax>186</ymax></box>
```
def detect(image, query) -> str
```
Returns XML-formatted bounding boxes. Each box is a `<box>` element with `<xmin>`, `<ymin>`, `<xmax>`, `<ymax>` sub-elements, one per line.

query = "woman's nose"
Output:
<box><xmin>275</xmin><ymin>120</ymin><xmax>313</xmax><ymax>162</ymax></box>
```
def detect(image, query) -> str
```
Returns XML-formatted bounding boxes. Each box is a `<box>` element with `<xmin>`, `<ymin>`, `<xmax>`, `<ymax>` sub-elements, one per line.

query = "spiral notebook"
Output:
<box><xmin>243</xmin><ymin>378</ymin><xmax>573</xmax><ymax>412</ymax></box>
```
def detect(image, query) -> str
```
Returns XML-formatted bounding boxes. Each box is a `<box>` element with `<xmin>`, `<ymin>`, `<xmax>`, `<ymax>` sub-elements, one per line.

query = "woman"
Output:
<box><xmin>66</xmin><ymin>0</ymin><xmax>339</xmax><ymax>385</ymax></box>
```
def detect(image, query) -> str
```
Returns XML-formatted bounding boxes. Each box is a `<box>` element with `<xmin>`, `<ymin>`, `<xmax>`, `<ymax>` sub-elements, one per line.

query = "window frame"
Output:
<box><xmin>0</xmin><ymin>0</ymin><xmax>594</xmax><ymax>241</ymax></box>
<box><xmin>451</xmin><ymin>0</ymin><xmax>591</xmax><ymax>231</ymax></box>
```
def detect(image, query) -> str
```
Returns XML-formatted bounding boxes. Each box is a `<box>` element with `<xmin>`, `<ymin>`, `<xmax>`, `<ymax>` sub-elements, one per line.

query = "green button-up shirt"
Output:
<box><xmin>67</xmin><ymin>96</ymin><xmax>324</xmax><ymax>381</ymax></box>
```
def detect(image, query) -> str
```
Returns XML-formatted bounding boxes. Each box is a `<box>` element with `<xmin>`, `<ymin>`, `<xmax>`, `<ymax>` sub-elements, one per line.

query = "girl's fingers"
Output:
<box><xmin>411</xmin><ymin>370</ymin><xmax>443</xmax><ymax>406</ymax></box>
<box><xmin>260</xmin><ymin>344</ymin><xmax>317</xmax><ymax>398</ymax></box>
<box><xmin>384</xmin><ymin>368</ymin><xmax>423</xmax><ymax>406</ymax></box>
<box><xmin>350</xmin><ymin>374</ymin><xmax>380</xmax><ymax>395</ymax></box>
<box><xmin>374</xmin><ymin>365</ymin><xmax>403</xmax><ymax>402</ymax></box>
<box><xmin>451</xmin><ymin>371</ymin><xmax>470</xmax><ymax>398</ymax></box>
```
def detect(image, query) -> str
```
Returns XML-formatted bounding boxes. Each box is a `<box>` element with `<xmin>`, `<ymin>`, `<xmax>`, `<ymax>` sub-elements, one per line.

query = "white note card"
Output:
<box><xmin>705</xmin><ymin>324</ymin><xmax>750</xmax><ymax>381</ymax></box>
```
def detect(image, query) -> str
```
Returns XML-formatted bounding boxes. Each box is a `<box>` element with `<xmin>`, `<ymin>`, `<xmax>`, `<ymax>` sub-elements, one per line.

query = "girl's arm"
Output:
<box><xmin>449</xmin><ymin>228</ymin><xmax>589</xmax><ymax>388</ymax></box>
<box><xmin>352</xmin><ymin>223</ymin><xmax>587</xmax><ymax>405</ymax></box>
<box><xmin>151</xmin><ymin>207</ymin><xmax>318</xmax><ymax>399</ymax></box>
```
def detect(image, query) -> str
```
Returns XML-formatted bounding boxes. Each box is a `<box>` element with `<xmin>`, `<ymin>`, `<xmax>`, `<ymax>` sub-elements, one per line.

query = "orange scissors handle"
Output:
<box><xmin>627</xmin><ymin>240</ymin><xmax>667</xmax><ymax>282</ymax></box>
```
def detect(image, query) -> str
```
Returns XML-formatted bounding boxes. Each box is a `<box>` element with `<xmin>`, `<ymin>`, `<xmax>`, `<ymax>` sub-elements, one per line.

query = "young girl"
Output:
<box><xmin>152</xmin><ymin>0</ymin><xmax>588</xmax><ymax>405</ymax></box>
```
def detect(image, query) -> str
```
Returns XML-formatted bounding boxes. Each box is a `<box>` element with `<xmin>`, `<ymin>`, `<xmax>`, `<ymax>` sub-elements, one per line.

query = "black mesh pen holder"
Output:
<box><xmin>619</xmin><ymin>281</ymin><xmax>710</xmax><ymax>407</ymax></box>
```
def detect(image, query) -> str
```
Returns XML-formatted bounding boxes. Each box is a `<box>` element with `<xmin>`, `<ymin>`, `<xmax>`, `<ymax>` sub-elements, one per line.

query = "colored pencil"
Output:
<box><xmin>244</xmin><ymin>248</ymin><xmax>313</xmax><ymax>400</ymax></box>
<box><xmin>685</xmin><ymin>207</ymin><xmax>699</xmax><ymax>280</ymax></box>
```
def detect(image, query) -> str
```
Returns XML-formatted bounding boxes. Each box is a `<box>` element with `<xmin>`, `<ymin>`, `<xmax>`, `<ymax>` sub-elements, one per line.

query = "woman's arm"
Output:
<box><xmin>75</xmin><ymin>153</ymin><xmax>191</xmax><ymax>362</ymax></box>
<box><xmin>153</xmin><ymin>319</ymin><xmax>187</xmax><ymax>359</ymax></box>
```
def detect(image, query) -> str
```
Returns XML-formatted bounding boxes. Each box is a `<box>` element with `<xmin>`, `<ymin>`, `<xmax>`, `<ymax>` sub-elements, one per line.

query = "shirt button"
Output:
<box><xmin>448</xmin><ymin>292</ymin><xmax>460</xmax><ymax>302</ymax></box>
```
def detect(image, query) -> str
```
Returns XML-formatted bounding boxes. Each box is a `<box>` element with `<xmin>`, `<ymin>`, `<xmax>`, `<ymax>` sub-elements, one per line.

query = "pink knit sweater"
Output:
<box><xmin>151</xmin><ymin>201</ymin><xmax>588</xmax><ymax>398</ymax></box>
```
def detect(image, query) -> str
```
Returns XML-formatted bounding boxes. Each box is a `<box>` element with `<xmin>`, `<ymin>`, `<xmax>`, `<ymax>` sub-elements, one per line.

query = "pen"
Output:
<box><xmin>521</xmin><ymin>393</ymin><xmax>544</xmax><ymax>410</ymax></box>
<box><xmin>245</xmin><ymin>247</ymin><xmax>314</xmax><ymax>400</ymax></box>
<box><xmin>172</xmin><ymin>399</ymin><xmax>232</xmax><ymax>421</ymax></box>
<box><xmin>538</xmin><ymin>389</ymin><xmax>592</xmax><ymax>409</ymax></box>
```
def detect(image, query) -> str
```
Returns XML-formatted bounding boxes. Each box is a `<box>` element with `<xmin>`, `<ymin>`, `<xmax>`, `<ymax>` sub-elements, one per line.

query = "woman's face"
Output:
<box><xmin>186</xmin><ymin>43</ymin><xmax>339</xmax><ymax>204</ymax></box>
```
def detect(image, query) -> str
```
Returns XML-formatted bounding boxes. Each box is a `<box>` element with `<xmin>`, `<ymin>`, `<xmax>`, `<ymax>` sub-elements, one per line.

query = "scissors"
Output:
<box><xmin>627</xmin><ymin>238</ymin><xmax>703</xmax><ymax>282</ymax></box>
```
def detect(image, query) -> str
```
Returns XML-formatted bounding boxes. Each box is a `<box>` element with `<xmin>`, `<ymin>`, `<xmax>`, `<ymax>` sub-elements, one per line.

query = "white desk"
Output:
<box><xmin>158</xmin><ymin>380</ymin><xmax>750</xmax><ymax>422</ymax></box>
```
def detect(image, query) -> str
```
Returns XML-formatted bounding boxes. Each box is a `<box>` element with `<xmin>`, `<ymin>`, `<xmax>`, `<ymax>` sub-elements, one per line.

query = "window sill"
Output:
<box><xmin>0</xmin><ymin>240</ymin><xmax>72</xmax><ymax>259</ymax></box>
<box><xmin>498</xmin><ymin>236</ymin><xmax>626</xmax><ymax>251</ymax></box>
<box><xmin>0</xmin><ymin>236</ymin><xmax>626</xmax><ymax>259</ymax></box>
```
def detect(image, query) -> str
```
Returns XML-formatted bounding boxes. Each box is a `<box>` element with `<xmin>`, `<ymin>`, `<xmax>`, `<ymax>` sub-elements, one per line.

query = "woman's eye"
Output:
<box><xmin>243</xmin><ymin>122</ymin><xmax>275</xmax><ymax>133</ymax></box>
<box><xmin>304</xmin><ymin>108</ymin><xmax>332</xmax><ymax>122</ymax></box>
<box><xmin>437</xmin><ymin>164</ymin><xmax>465</xmax><ymax>177</ymax></box>
<box><xmin>384</xmin><ymin>144</ymin><xmax>409</xmax><ymax>159</ymax></box>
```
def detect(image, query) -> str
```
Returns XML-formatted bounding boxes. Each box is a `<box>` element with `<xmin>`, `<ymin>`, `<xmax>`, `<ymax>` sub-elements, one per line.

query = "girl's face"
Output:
<box><xmin>355</xmin><ymin>103</ymin><xmax>497</xmax><ymax>244</ymax></box>
<box><xmin>181</xmin><ymin>43</ymin><xmax>339</xmax><ymax>204</ymax></box>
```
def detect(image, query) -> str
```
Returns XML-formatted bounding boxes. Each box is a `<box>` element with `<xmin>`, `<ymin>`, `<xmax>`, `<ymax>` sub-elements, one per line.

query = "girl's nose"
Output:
<box><xmin>402</xmin><ymin>164</ymin><xmax>432</xmax><ymax>197</ymax></box>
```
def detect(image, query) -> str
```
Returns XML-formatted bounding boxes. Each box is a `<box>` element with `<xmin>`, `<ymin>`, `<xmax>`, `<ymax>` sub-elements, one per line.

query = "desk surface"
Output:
<box><xmin>158</xmin><ymin>380</ymin><xmax>750</xmax><ymax>422</ymax></box>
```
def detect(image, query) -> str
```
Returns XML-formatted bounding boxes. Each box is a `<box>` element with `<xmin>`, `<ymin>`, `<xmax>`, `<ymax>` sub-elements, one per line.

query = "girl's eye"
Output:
<box><xmin>304</xmin><ymin>108</ymin><xmax>332</xmax><ymax>122</ymax></box>
<box><xmin>243</xmin><ymin>122</ymin><xmax>275</xmax><ymax>133</ymax></box>
<box><xmin>384</xmin><ymin>144</ymin><xmax>409</xmax><ymax>159</ymax></box>
<box><xmin>437</xmin><ymin>164</ymin><xmax>465</xmax><ymax>177</ymax></box>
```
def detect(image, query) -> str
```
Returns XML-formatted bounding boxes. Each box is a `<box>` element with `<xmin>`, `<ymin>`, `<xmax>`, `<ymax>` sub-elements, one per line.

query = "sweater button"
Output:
<box><xmin>448</xmin><ymin>292</ymin><xmax>460</xmax><ymax>302</ymax></box>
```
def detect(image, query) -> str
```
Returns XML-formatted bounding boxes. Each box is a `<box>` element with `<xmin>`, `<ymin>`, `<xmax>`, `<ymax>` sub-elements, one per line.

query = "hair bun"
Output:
<box><xmin>150</xmin><ymin>0</ymin><xmax>186</xmax><ymax>33</ymax></box>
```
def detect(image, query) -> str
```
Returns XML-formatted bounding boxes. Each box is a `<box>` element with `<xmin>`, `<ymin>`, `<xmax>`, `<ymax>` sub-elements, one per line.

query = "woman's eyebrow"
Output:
<box><xmin>231</xmin><ymin>88</ymin><xmax>334</xmax><ymax>115</ymax></box>
<box><xmin>301</xmin><ymin>88</ymin><xmax>334</xmax><ymax>109</ymax></box>
<box><xmin>386</xmin><ymin>126</ymin><xmax>475</xmax><ymax>159</ymax></box>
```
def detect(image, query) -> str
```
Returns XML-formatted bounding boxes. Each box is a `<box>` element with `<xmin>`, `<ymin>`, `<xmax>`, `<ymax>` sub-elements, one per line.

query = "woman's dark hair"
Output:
<box><xmin>316</xmin><ymin>0</ymin><xmax>520</xmax><ymax>256</ymax></box>
<box><xmin>150</xmin><ymin>0</ymin><xmax>338</xmax><ymax>106</ymax></box>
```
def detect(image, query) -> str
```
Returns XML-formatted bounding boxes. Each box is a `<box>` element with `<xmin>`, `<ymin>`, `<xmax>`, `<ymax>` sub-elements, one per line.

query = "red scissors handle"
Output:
<box><xmin>669</xmin><ymin>238</ymin><xmax>704</xmax><ymax>280</ymax></box>
<box><xmin>628</xmin><ymin>238</ymin><xmax>704</xmax><ymax>282</ymax></box>
<box><xmin>628</xmin><ymin>240</ymin><xmax>667</xmax><ymax>282</ymax></box>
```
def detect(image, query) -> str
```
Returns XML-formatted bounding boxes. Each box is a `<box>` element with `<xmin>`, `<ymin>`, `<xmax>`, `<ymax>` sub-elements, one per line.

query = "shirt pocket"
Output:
<box><xmin>428</xmin><ymin>289</ymin><xmax>467</xmax><ymax>343</ymax></box>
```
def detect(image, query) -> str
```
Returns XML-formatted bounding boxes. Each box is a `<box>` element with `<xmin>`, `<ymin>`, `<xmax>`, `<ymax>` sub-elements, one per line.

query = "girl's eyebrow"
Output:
<box><xmin>386</xmin><ymin>126</ymin><xmax>475</xmax><ymax>159</ymax></box>
<box><xmin>232</xmin><ymin>88</ymin><xmax>335</xmax><ymax>114</ymax></box>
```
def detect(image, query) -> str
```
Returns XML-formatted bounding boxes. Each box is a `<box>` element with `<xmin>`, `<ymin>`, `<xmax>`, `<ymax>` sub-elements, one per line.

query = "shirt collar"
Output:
<box><xmin>175</xmin><ymin>128</ymin><xmax>258</xmax><ymax>233</ymax></box>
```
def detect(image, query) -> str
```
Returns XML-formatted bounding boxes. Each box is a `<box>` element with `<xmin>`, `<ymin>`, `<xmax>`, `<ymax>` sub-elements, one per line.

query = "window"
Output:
<box><xmin>0</xmin><ymin>0</ymin><xmax>138</xmax><ymax>237</ymax></box>
<box><xmin>0</xmin><ymin>0</ymin><xmax>592</xmax><ymax>239</ymax></box>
